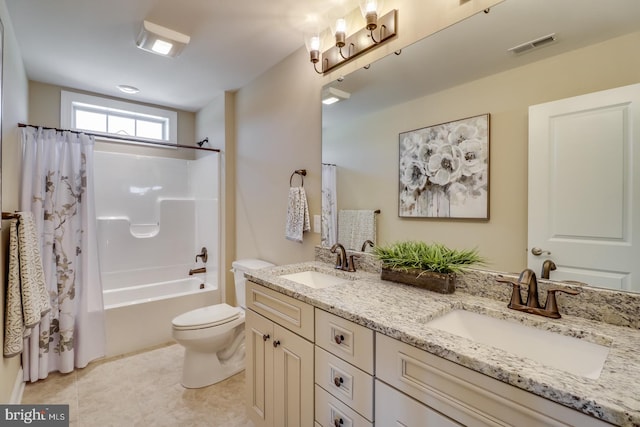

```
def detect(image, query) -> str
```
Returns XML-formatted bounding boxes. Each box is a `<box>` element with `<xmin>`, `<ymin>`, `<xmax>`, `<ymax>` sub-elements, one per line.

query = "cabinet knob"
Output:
<box><xmin>262</xmin><ymin>334</ymin><xmax>270</xmax><ymax>342</ymax></box>
<box><xmin>273</xmin><ymin>340</ymin><xmax>281</xmax><ymax>348</ymax></box>
<box><xmin>334</xmin><ymin>418</ymin><xmax>344</xmax><ymax>427</ymax></box>
<box><xmin>333</xmin><ymin>376</ymin><xmax>344</xmax><ymax>387</ymax></box>
<box><xmin>334</xmin><ymin>334</ymin><xmax>345</xmax><ymax>344</ymax></box>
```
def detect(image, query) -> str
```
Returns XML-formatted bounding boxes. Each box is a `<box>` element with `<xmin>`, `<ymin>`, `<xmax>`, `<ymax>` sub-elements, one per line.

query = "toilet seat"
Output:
<box><xmin>172</xmin><ymin>303</ymin><xmax>242</xmax><ymax>331</ymax></box>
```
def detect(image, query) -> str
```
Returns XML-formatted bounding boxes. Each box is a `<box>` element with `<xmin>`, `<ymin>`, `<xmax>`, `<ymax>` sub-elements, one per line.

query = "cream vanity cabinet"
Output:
<box><xmin>314</xmin><ymin>309</ymin><xmax>375</xmax><ymax>427</ymax></box>
<box><xmin>375</xmin><ymin>333</ymin><xmax>610</xmax><ymax>427</ymax></box>
<box><xmin>245</xmin><ymin>281</ymin><xmax>315</xmax><ymax>427</ymax></box>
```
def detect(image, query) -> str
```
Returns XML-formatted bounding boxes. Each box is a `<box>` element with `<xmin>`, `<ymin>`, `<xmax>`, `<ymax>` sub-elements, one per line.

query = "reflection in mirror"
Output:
<box><xmin>321</xmin><ymin>0</ymin><xmax>640</xmax><ymax>292</ymax></box>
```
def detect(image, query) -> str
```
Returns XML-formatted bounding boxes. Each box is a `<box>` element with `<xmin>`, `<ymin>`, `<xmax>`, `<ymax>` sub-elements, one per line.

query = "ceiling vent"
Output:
<box><xmin>508</xmin><ymin>33</ymin><xmax>557</xmax><ymax>55</ymax></box>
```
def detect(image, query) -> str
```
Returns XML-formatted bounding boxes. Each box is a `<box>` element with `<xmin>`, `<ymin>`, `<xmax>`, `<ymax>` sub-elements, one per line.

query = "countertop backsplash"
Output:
<box><xmin>315</xmin><ymin>246</ymin><xmax>640</xmax><ymax>329</ymax></box>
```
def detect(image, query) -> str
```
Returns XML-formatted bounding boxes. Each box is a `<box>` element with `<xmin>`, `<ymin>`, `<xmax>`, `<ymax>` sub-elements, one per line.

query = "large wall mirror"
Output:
<box><xmin>322</xmin><ymin>0</ymin><xmax>640</xmax><ymax>292</ymax></box>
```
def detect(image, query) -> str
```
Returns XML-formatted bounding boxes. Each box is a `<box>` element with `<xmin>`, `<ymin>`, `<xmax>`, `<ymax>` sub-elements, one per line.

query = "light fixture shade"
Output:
<box><xmin>359</xmin><ymin>0</ymin><xmax>384</xmax><ymax>30</ymax></box>
<box><xmin>332</xmin><ymin>18</ymin><xmax>347</xmax><ymax>35</ymax></box>
<box><xmin>304</xmin><ymin>32</ymin><xmax>323</xmax><ymax>54</ymax></box>
<box><xmin>332</xmin><ymin>18</ymin><xmax>347</xmax><ymax>48</ymax></box>
<box><xmin>136</xmin><ymin>20</ymin><xmax>190</xmax><ymax>58</ymax></box>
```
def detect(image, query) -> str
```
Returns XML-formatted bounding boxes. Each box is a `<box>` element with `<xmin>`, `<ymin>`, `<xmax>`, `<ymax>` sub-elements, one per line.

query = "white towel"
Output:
<box><xmin>285</xmin><ymin>187</ymin><xmax>310</xmax><ymax>243</ymax></box>
<box><xmin>338</xmin><ymin>210</ymin><xmax>377</xmax><ymax>251</ymax></box>
<box><xmin>4</xmin><ymin>212</ymin><xmax>51</xmax><ymax>357</ymax></box>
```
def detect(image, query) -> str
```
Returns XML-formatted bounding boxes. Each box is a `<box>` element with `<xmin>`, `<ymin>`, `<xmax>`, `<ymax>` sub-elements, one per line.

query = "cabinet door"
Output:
<box><xmin>273</xmin><ymin>323</ymin><xmax>315</xmax><ymax>427</ymax></box>
<box><xmin>246</xmin><ymin>310</ymin><xmax>274</xmax><ymax>427</ymax></box>
<box><xmin>375</xmin><ymin>380</ymin><xmax>461</xmax><ymax>427</ymax></box>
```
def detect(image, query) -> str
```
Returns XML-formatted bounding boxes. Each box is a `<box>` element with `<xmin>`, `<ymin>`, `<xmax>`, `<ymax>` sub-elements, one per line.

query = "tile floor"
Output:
<box><xmin>21</xmin><ymin>343</ymin><xmax>253</xmax><ymax>427</ymax></box>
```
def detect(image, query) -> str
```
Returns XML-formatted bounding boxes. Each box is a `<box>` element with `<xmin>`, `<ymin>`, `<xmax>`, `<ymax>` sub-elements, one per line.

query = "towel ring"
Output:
<box><xmin>289</xmin><ymin>169</ymin><xmax>307</xmax><ymax>187</ymax></box>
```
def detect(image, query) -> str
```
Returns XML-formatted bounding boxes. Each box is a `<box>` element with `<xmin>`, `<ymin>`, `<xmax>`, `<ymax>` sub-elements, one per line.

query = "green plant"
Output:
<box><xmin>372</xmin><ymin>241</ymin><xmax>485</xmax><ymax>274</ymax></box>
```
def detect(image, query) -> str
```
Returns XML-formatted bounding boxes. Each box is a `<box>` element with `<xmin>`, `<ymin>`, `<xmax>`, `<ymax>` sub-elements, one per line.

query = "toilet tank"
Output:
<box><xmin>231</xmin><ymin>259</ymin><xmax>274</xmax><ymax>308</ymax></box>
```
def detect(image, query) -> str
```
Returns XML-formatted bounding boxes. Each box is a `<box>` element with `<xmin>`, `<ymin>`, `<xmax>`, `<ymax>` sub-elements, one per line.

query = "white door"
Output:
<box><xmin>528</xmin><ymin>83</ymin><xmax>640</xmax><ymax>292</ymax></box>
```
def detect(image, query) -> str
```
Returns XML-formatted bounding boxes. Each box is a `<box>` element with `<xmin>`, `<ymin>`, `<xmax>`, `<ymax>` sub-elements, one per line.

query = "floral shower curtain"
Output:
<box><xmin>321</xmin><ymin>163</ymin><xmax>337</xmax><ymax>247</ymax></box>
<box><xmin>20</xmin><ymin>126</ymin><xmax>105</xmax><ymax>382</ymax></box>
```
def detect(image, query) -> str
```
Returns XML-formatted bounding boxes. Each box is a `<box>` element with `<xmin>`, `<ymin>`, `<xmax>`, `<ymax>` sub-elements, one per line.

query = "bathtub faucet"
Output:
<box><xmin>189</xmin><ymin>267</ymin><xmax>207</xmax><ymax>276</ymax></box>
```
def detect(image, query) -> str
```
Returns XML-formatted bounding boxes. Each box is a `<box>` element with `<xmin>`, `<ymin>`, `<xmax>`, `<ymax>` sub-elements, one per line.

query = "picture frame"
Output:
<box><xmin>398</xmin><ymin>113</ymin><xmax>490</xmax><ymax>219</ymax></box>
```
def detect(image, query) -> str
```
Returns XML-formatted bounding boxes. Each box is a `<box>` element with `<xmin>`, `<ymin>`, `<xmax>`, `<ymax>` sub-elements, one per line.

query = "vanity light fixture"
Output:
<box><xmin>136</xmin><ymin>20</ymin><xmax>191</xmax><ymax>58</ymax></box>
<box><xmin>322</xmin><ymin>87</ymin><xmax>351</xmax><ymax>105</ymax></box>
<box><xmin>305</xmin><ymin>4</ymin><xmax>397</xmax><ymax>74</ymax></box>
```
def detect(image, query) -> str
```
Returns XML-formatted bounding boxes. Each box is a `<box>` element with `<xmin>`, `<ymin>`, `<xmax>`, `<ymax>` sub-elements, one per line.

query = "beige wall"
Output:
<box><xmin>234</xmin><ymin>0</ymin><xmax>499</xmax><ymax>265</ymax></box>
<box><xmin>0</xmin><ymin>0</ymin><xmax>29</xmax><ymax>402</ymax></box>
<box><xmin>324</xmin><ymin>32</ymin><xmax>640</xmax><ymax>273</ymax></box>
<box><xmin>196</xmin><ymin>92</ymin><xmax>238</xmax><ymax>304</ymax></box>
<box><xmin>29</xmin><ymin>81</ymin><xmax>197</xmax><ymax>160</ymax></box>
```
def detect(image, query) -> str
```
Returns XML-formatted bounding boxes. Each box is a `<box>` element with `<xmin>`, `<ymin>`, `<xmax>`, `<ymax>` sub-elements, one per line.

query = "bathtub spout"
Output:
<box><xmin>189</xmin><ymin>267</ymin><xmax>206</xmax><ymax>276</ymax></box>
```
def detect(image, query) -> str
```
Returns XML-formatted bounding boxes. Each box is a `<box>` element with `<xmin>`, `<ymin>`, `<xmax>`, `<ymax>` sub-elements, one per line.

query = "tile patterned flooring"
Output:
<box><xmin>21</xmin><ymin>343</ymin><xmax>253</xmax><ymax>426</ymax></box>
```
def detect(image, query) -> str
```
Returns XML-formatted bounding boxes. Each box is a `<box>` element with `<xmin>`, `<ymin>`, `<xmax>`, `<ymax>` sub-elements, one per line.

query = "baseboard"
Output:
<box><xmin>9</xmin><ymin>368</ymin><xmax>24</xmax><ymax>404</ymax></box>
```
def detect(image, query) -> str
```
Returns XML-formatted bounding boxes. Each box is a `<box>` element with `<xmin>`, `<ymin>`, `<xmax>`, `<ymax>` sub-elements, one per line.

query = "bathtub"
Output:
<box><xmin>104</xmin><ymin>277</ymin><xmax>219</xmax><ymax>357</ymax></box>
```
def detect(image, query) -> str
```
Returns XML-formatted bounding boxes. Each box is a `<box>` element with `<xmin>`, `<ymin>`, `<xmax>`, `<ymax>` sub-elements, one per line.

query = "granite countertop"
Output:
<box><xmin>246</xmin><ymin>261</ymin><xmax>640</xmax><ymax>427</ymax></box>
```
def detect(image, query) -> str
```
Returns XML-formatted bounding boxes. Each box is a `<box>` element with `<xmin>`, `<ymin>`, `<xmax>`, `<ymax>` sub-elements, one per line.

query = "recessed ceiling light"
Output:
<box><xmin>322</xmin><ymin>87</ymin><xmax>351</xmax><ymax>105</ymax></box>
<box><xmin>136</xmin><ymin>20</ymin><xmax>190</xmax><ymax>58</ymax></box>
<box><xmin>117</xmin><ymin>85</ymin><xmax>140</xmax><ymax>94</ymax></box>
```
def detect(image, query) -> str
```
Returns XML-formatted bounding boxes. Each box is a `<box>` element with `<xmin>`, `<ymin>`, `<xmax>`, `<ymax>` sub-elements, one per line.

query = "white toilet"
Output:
<box><xmin>171</xmin><ymin>258</ymin><xmax>274</xmax><ymax>388</ymax></box>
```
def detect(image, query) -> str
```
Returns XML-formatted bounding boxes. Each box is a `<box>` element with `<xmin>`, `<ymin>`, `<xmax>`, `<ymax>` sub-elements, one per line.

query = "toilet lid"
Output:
<box><xmin>172</xmin><ymin>303</ymin><xmax>241</xmax><ymax>329</ymax></box>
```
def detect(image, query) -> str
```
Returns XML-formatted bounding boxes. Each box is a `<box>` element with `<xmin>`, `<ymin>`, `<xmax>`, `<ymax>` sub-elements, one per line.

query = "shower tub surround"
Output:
<box><xmin>94</xmin><ymin>150</ymin><xmax>220</xmax><ymax>356</ymax></box>
<box><xmin>246</xmin><ymin>251</ymin><xmax>640</xmax><ymax>426</ymax></box>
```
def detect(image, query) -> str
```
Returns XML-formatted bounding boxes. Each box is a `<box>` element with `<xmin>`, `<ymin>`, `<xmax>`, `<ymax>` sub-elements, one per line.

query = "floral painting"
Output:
<box><xmin>398</xmin><ymin>114</ymin><xmax>489</xmax><ymax>219</ymax></box>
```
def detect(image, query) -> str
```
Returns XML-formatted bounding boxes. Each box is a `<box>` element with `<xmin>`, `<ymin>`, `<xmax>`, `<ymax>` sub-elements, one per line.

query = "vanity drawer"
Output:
<box><xmin>246</xmin><ymin>281</ymin><xmax>314</xmax><ymax>341</ymax></box>
<box><xmin>315</xmin><ymin>346</ymin><xmax>374</xmax><ymax>421</ymax></box>
<box><xmin>315</xmin><ymin>385</ymin><xmax>372</xmax><ymax>427</ymax></box>
<box><xmin>375</xmin><ymin>379</ymin><xmax>461</xmax><ymax>427</ymax></box>
<box><xmin>315</xmin><ymin>309</ymin><xmax>374</xmax><ymax>374</ymax></box>
<box><xmin>376</xmin><ymin>333</ymin><xmax>609</xmax><ymax>427</ymax></box>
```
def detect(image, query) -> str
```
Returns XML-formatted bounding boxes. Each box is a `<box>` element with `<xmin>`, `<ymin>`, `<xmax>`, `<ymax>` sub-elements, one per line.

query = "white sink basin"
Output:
<box><xmin>280</xmin><ymin>270</ymin><xmax>349</xmax><ymax>289</ymax></box>
<box><xmin>426</xmin><ymin>309</ymin><xmax>610</xmax><ymax>379</ymax></box>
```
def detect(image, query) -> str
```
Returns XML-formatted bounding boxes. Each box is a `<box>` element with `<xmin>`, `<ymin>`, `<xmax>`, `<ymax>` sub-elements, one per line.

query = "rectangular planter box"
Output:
<box><xmin>380</xmin><ymin>267</ymin><xmax>456</xmax><ymax>294</ymax></box>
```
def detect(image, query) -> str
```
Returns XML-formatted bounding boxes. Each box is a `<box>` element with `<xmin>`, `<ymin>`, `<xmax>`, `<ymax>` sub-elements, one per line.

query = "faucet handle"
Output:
<box><xmin>497</xmin><ymin>277</ymin><xmax>523</xmax><ymax>307</ymax></box>
<box><xmin>347</xmin><ymin>254</ymin><xmax>359</xmax><ymax>272</ymax></box>
<box><xmin>195</xmin><ymin>247</ymin><xmax>208</xmax><ymax>263</ymax></box>
<box><xmin>544</xmin><ymin>287</ymin><xmax>579</xmax><ymax>318</ymax></box>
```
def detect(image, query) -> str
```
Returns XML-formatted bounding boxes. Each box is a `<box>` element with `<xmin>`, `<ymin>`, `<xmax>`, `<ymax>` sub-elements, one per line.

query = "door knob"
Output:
<box><xmin>334</xmin><ymin>334</ymin><xmax>345</xmax><ymax>344</ymax></box>
<box><xmin>531</xmin><ymin>247</ymin><xmax>551</xmax><ymax>256</ymax></box>
<box><xmin>273</xmin><ymin>340</ymin><xmax>280</xmax><ymax>348</ymax></box>
<box><xmin>262</xmin><ymin>334</ymin><xmax>270</xmax><ymax>342</ymax></box>
<box><xmin>334</xmin><ymin>376</ymin><xmax>344</xmax><ymax>387</ymax></box>
<box><xmin>334</xmin><ymin>418</ymin><xmax>344</xmax><ymax>426</ymax></box>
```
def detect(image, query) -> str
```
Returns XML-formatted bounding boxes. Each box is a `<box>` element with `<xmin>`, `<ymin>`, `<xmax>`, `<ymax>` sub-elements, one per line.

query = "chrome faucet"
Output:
<box><xmin>189</xmin><ymin>267</ymin><xmax>207</xmax><ymax>275</ymax></box>
<box><xmin>330</xmin><ymin>243</ymin><xmax>357</xmax><ymax>272</ymax></box>
<box><xmin>497</xmin><ymin>268</ymin><xmax>578</xmax><ymax>319</ymax></box>
<box><xmin>541</xmin><ymin>259</ymin><xmax>557</xmax><ymax>279</ymax></box>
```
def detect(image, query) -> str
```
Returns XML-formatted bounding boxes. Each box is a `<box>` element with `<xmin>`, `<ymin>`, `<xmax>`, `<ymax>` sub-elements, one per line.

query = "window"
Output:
<box><xmin>60</xmin><ymin>91</ymin><xmax>177</xmax><ymax>144</ymax></box>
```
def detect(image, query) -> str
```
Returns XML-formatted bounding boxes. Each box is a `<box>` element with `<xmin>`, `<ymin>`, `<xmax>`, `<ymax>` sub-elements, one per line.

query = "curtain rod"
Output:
<box><xmin>18</xmin><ymin>123</ymin><xmax>220</xmax><ymax>153</ymax></box>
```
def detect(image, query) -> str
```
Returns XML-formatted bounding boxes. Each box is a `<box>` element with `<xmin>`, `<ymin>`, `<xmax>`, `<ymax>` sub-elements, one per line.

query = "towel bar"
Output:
<box><xmin>2</xmin><ymin>212</ymin><xmax>19</xmax><ymax>220</ymax></box>
<box><xmin>289</xmin><ymin>169</ymin><xmax>307</xmax><ymax>187</ymax></box>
